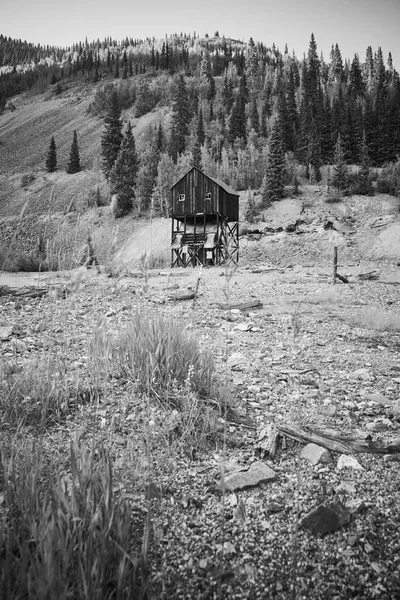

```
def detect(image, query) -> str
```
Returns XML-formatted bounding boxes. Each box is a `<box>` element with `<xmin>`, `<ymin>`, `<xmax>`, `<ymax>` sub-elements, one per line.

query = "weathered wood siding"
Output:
<box><xmin>171</xmin><ymin>168</ymin><xmax>238</xmax><ymax>221</ymax></box>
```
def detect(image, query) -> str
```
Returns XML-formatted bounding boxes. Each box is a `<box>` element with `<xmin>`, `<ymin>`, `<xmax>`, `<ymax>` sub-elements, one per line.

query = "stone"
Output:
<box><xmin>364</xmin><ymin>393</ymin><xmax>392</xmax><ymax>406</ymax></box>
<box><xmin>300</xmin><ymin>443</ymin><xmax>332</xmax><ymax>466</ymax></box>
<box><xmin>301</xmin><ymin>501</ymin><xmax>351</xmax><ymax>536</ymax></box>
<box><xmin>0</xmin><ymin>325</ymin><xmax>13</xmax><ymax>341</ymax></box>
<box><xmin>366</xmin><ymin>418</ymin><xmax>393</xmax><ymax>432</ymax></box>
<box><xmin>383</xmin><ymin>454</ymin><xmax>400</xmax><ymax>463</ymax></box>
<box><xmin>227</xmin><ymin>353</ymin><xmax>247</xmax><ymax>371</ymax></box>
<box><xmin>10</xmin><ymin>339</ymin><xmax>27</xmax><ymax>353</ymax></box>
<box><xmin>223</xmin><ymin>461</ymin><xmax>276</xmax><ymax>491</ymax></box>
<box><xmin>337</xmin><ymin>455</ymin><xmax>364</xmax><ymax>471</ymax></box>
<box><xmin>348</xmin><ymin>368</ymin><xmax>373</xmax><ymax>381</ymax></box>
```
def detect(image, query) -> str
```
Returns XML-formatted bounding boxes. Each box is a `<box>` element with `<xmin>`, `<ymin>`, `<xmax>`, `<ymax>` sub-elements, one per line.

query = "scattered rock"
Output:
<box><xmin>383</xmin><ymin>453</ymin><xmax>400</xmax><ymax>463</ymax></box>
<box><xmin>364</xmin><ymin>393</ymin><xmax>392</xmax><ymax>406</ymax></box>
<box><xmin>366</xmin><ymin>418</ymin><xmax>393</xmax><ymax>432</ymax></box>
<box><xmin>337</xmin><ymin>455</ymin><xmax>364</xmax><ymax>471</ymax></box>
<box><xmin>0</xmin><ymin>325</ymin><xmax>13</xmax><ymax>340</ymax></box>
<box><xmin>223</xmin><ymin>461</ymin><xmax>276</xmax><ymax>491</ymax></box>
<box><xmin>348</xmin><ymin>368</ymin><xmax>373</xmax><ymax>381</ymax></box>
<box><xmin>144</xmin><ymin>482</ymin><xmax>163</xmax><ymax>499</ymax></box>
<box><xmin>301</xmin><ymin>501</ymin><xmax>351</xmax><ymax>536</ymax></box>
<box><xmin>300</xmin><ymin>443</ymin><xmax>332</xmax><ymax>466</ymax></box>
<box><xmin>10</xmin><ymin>339</ymin><xmax>27</xmax><ymax>353</ymax></box>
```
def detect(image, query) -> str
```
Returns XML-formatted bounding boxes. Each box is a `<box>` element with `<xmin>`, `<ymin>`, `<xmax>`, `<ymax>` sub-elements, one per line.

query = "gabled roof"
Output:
<box><xmin>170</xmin><ymin>167</ymin><xmax>239</xmax><ymax>196</ymax></box>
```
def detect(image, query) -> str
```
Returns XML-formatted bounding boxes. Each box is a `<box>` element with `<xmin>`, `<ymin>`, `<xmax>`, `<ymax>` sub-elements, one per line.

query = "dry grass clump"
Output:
<box><xmin>0</xmin><ymin>441</ymin><xmax>146</xmax><ymax>599</ymax></box>
<box><xmin>347</xmin><ymin>307</ymin><xmax>400</xmax><ymax>332</ymax></box>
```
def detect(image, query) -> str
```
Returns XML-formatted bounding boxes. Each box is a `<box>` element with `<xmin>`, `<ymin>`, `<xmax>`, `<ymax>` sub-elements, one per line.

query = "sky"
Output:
<box><xmin>2</xmin><ymin>0</ymin><xmax>400</xmax><ymax>67</ymax></box>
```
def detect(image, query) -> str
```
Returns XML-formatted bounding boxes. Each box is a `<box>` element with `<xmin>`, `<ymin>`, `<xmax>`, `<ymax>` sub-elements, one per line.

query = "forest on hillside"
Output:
<box><xmin>1</xmin><ymin>32</ymin><xmax>400</xmax><ymax>216</ymax></box>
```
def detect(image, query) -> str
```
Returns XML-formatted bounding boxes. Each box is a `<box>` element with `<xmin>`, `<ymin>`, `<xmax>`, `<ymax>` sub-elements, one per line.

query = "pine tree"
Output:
<box><xmin>66</xmin><ymin>130</ymin><xmax>81</xmax><ymax>174</ymax></box>
<box><xmin>197</xmin><ymin>107</ymin><xmax>205</xmax><ymax>146</ymax></box>
<box><xmin>249</xmin><ymin>96</ymin><xmax>259</xmax><ymax>133</ymax></box>
<box><xmin>261</xmin><ymin>121</ymin><xmax>285</xmax><ymax>206</ymax></box>
<box><xmin>170</xmin><ymin>74</ymin><xmax>189</xmax><ymax>160</ymax></box>
<box><xmin>109</xmin><ymin>122</ymin><xmax>138</xmax><ymax>217</ymax></box>
<box><xmin>101</xmin><ymin>91</ymin><xmax>123</xmax><ymax>179</ymax></box>
<box><xmin>45</xmin><ymin>136</ymin><xmax>57</xmax><ymax>172</ymax></box>
<box><xmin>331</xmin><ymin>133</ymin><xmax>348</xmax><ymax>193</ymax></box>
<box><xmin>244</xmin><ymin>190</ymin><xmax>257</xmax><ymax>223</ymax></box>
<box><xmin>357</xmin><ymin>131</ymin><xmax>373</xmax><ymax>195</ymax></box>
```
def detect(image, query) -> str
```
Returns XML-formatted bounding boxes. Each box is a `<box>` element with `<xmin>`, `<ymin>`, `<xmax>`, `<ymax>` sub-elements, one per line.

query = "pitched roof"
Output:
<box><xmin>170</xmin><ymin>167</ymin><xmax>239</xmax><ymax>196</ymax></box>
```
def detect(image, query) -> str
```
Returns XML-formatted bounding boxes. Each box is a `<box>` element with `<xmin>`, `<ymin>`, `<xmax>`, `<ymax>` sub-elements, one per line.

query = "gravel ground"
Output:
<box><xmin>1</xmin><ymin>264</ymin><xmax>400</xmax><ymax>599</ymax></box>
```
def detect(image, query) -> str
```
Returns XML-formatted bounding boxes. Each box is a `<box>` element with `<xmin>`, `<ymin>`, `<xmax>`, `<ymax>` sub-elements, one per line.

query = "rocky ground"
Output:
<box><xmin>1</xmin><ymin>258</ymin><xmax>400</xmax><ymax>599</ymax></box>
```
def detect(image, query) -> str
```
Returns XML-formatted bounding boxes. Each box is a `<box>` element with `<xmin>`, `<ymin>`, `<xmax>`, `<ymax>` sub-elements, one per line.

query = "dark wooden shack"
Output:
<box><xmin>170</xmin><ymin>167</ymin><xmax>239</xmax><ymax>267</ymax></box>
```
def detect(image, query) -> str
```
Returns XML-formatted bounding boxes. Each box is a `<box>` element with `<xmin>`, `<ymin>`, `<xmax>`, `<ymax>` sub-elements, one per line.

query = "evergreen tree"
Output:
<box><xmin>357</xmin><ymin>130</ymin><xmax>373</xmax><ymax>195</ymax></box>
<box><xmin>197</xmin><ymin>107</ymin><xmax>205</xmax><ymax>146</ymax></box>
<box><xmin>66</xmin><ymin>130</ymin><xmax>81</xmax><ymax>174</ymax></box>
<box><xmin>229</xmin><ymin>93</ymin><xmax>247</xmax><ymax>143</ymax></box>
<box><xmin>170</xmin><ymin>74</ymin><xmax>189</xmax><ymax>160</ymax></box>
<box><xmin>109</xmin><ymin>122</ymin><xmax>138</xmax><ymax>216</ymax></box>
<box><xmin>222</xmin><ymin>72</ymin><xmax>234</xmax><ymax>112</ymax></box>
<box><xmin>261</xmin><ymin>121</ymin><xmax>285</xmax><ymax>206</ymax></box>
<box><xmin>244</xmin><ymin>190</ymin><xmax>257</xmax><ymax>223</ymax></box>
<box><xmin>101</xmin><ymin>91</ymin><xmax>123</xmax><ymax>179</ymax></box>
<box><xmin>249</xmin><ymin>96</ymin><xmax>259</xmax><ymax>133</ymax></box>
<box><xmin>191</xmin><ymin>137</ymin><xmax>202</xmax><ymax>169</ymax></box>
<box><xmin>45</xmin><ymin>135</ymin><xmax>57</xmax><ymax>172</ymax></box>
<box><xmin>331</xmin><ymin>133</ymin><xmax>348</xmax><ymax>193</ymax></box>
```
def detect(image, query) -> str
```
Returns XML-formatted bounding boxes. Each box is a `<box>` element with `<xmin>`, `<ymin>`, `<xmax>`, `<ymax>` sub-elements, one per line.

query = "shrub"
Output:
<box><xmin>376</xmin><ymin>158</ymin><xmax>400</xmax><ymax>197</ymax></box>
<box><xmin>0</xmin><ymin>245</ymin><xmax>57</xmax><ymax>272</ymax></box>
<box><xmin>20</xmin><ymin>173</ymin><xmax>35</xmax><ymax>188</ymax></box>
<box><xmin>324</xmin><ymin>192</ymin><xmax>342</xmax><ymax>204</ymax></box>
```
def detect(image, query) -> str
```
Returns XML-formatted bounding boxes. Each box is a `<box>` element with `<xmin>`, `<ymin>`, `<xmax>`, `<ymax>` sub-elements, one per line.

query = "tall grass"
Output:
<box><xmin>89</xmin><ymin>308</ymin><xmax>217</xmax><ymax>406</ymax></box>
<box><xmin>0</xmin><ymin>441</ymin><xmax>146</xmax><ymax>600</ymax></box>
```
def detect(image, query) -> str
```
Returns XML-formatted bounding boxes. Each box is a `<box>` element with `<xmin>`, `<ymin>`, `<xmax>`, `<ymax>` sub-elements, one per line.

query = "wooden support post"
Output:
<box><xmin>333</xmin><ymin>246</ymin><xmax>338</xmax><ymax>284</ymax></box>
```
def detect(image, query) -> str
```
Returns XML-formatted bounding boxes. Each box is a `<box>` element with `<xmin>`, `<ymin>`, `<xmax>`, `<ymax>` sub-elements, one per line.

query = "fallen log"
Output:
<box><xmin>276</xmin><ymin>422</ymin><xmax>400</xmax><ymax>455</ymax></box>
<box><xmin>358</xmin><ymin>271</ymin><xmax>380</xmax><ymax>281</ymax></box>
<box><xmin>215</xmin><ymin>299</ymin><xmax>263</xmax><ymax>311</ymax></box>
<box><xmin>0</xmin><ymin>285</ymin><xmax>49</xmax><ymax>298</ymax></box>
<box><xmin>169</xmin><ymin>292</ymin><xmax>196</xmax><ymax>301</ymax></box>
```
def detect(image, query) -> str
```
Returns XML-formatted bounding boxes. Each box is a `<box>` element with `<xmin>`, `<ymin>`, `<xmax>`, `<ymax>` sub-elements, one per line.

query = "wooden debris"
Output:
<box><xmin>256</xmin><ymin>423</ymin><xmax>280</xmax><ymax>458</ymax></box>
<box><xmin>333</xmin><ymin>246</ymin><xmax>349</xmax><ymax>284</ymax></box>
<box><xmin>0</xmin><ymin>285</ymin><xmax>49</xmax><ymax>298</ymax></box>
<box><xmin>358</xmin><ymin>271</ymin><xmax>380</xmax><ymax>281</ymax></box>
<box><xmin>276</xmin><ymin>422</ymin><xmax>400</xmax><ymax>455</ymax></box>
<box><xmin>215</xmin><ymin>299</ymin><xmax>263</xmax><ymax>311</ymax></box>
<box><xmin>169</xmin><ymin>292</ymin><xmax>196</xmax><ymax>301</ymax></box>
<box><xmin>335</xmin><ymin>273</ymin><xmax>349</xmax><ymax>284</ymax></box>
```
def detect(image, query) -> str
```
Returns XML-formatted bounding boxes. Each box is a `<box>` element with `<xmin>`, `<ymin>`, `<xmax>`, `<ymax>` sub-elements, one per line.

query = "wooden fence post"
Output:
<box><xmin>333</xmin><ymin>246</ymin><xmax>338</xmax><ymax>284</ymax></box>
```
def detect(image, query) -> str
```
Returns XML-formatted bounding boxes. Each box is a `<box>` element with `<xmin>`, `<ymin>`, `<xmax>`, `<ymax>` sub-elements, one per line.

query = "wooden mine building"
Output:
<box><xmin>170</xmin><ymin>167</ymin><xmax>239</xmax><ymax>267</ymax></box>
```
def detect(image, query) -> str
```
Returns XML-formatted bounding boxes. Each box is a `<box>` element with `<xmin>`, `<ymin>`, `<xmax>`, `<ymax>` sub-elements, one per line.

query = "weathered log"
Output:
<box><xmin>276</xmin><ymin>422</ymin><xmax>400</xmax><ymax>455</ymax></box>
<box><xmin>169</xmin><ymin>292</ymin><xmax>196</xmax><ymax>301</ymax></box>
<box><xmin>256</xmin><ymin>423</ymin><xmax>280</xmax><ymax>458</ymax></box>
<box><xmin>0</xmin><ymin>285</ymin><xmax>49</xmax><ymax>298</ymax></box>
<box><xmin>215</xmin><ymin>299</ymin><xmax>263</xmax><ymax>311</ymax></box>
<box><xmin>358</xmin><ymin>271</ymin><xmax>380</xmax><ymax>281</ymax></box>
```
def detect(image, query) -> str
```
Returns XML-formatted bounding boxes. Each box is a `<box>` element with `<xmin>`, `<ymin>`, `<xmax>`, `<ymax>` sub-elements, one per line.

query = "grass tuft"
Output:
<box><xmin>347</xmin><ymin>307</ymin><xmax>400</xmax><ymax>332</ymax></box>
<box><xmin>0</xmin><ymin>441</ymin><xmax>146</xmax><ymax>599</ymax></box>
<box><xmin>89</xmin><ymin>309</ymin><xmax>217</xmax><ymax>406</ymax></box>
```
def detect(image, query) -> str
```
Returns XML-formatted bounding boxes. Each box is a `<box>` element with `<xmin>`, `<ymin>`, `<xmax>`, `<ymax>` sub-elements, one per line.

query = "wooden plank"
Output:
<box><xmin>276</xmin><ymin>423</ymin><xmax>400</xmax><ymax>455</ymax></box>
<box><xmin>215</xmin><ymin>299</ymin><xmax>263</xmax><ymax>311</ymax></box>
